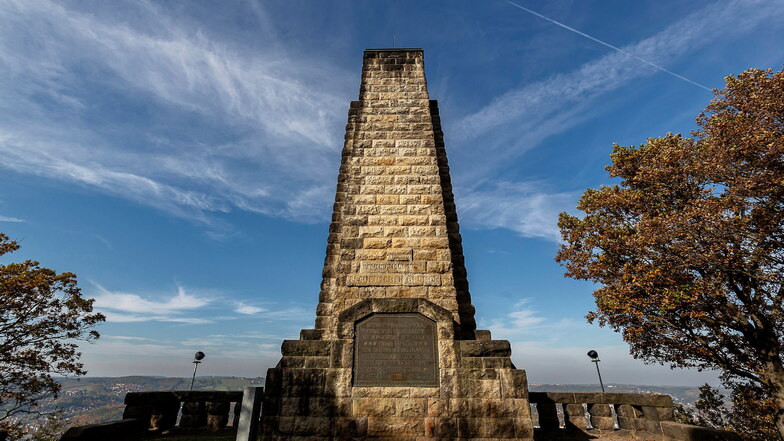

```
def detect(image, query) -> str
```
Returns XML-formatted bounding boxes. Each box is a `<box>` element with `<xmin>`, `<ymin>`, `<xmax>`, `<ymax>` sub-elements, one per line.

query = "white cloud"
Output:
<box><xmin>455</xmin><ymin>0</ymin><xmax>784</xmax><ymax>148</ymax></box>
<box><xmin>481</xmin><ymin>301</ymin><xmax>722</xmax><ymax>385</ymax></box>
<box><xmin>0</xmin><ymin>0</ymin><xmax>352</xmax><ymax>229</ymax></box>
<box><xmin>235</xmin><ymin>302</ymin><xmax>265</xmax><ymax>315</ymax></box>
<box><xmin>103</xmin><ymin>335</ymin><xmax>154</xmax><ymax>342</ymax></box>
<box><xmin>1</xmin><ymin>0</ymin><xmax>780</xmax><ymax>242</ymax></box>
<box><xmin>459</xmin><ymin>181</ymin><xmax>578</xmax><ymax>242</ymax></box>
<box><xmin>483</xmin><ymin>298</ymin><xmax>574</xmax><ymax>340</ymax></box>
<box><xmin>93</xmin><ymin>284</ymin><xmax>213</xmax><ymax>324</ymax></box>
<box><xmin>450</xmin><ymin>0</ymin><xmax>784</xmax><ymax>241</ymax></box>
<box><xmin>0</xmin><ymin>215</ymin><xmax>24</xmax><ymax>223</ymax></box>
<box><xmin>94</xmin><ymin>285</ymin><xmax>210</xmax><ymax>314</ymax></box>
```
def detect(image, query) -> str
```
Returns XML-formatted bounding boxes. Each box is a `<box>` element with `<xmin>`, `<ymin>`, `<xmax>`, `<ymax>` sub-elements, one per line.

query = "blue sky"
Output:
<box><xmin>1</xmin><ymin>0</ymin><xmax>782</xmax><ymax>386</ymax></box>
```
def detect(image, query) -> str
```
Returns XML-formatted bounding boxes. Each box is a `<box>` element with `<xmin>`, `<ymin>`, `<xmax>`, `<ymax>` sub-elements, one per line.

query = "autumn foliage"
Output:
<box><xmin>556</xmin><ymin>68</ymin><xmax>784</xmax><ymax>438</ymax></box>
<box><xmin>0</xmin><ymin>233</ymin><xmax>105</xmax><ymax>429</ymax></box>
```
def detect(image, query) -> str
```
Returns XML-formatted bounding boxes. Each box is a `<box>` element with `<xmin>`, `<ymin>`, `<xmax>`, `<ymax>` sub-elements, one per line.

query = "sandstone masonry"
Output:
<box><xmin>261</xmin><ymin>49</ymin><xmax>534</xmax><ymax>441</ymax></box>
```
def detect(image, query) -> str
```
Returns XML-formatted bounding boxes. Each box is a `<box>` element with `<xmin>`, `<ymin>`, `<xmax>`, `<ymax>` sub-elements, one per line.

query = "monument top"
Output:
<box><xmin>314</xmin><ymin>48</ymin><xmax>477</xmax><ymax>339</ymax></box>
<box><xmin>363</xmin><ymin>48</ymin><xmax>423</xmax><ymax>52</ymax></box>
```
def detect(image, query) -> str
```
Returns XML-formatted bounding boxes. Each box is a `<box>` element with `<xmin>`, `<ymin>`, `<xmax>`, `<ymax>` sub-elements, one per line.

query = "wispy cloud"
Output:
<box><xmin>503</xmin><ymin>0</ymin><xmax>711</xmax><ymax>91</ymax></box>
<box><xmin>458</xmin><ymin>181</ymin><xmax>578</xmax><ymax>241</ymax></box>
<box><xmin>0</xmin><ymin>215</ymin><xmax>25</xmax><ymax>223</ymax></box>
<box><xmin>234</xmin><ymin>302</ymin><xmax>265</xmax><ymax>315</ymax></box>
<box><xmin>93</xmin><ymin>284</ymin><xmax>213</xmax><ymax>324</ymax></box>
<box><xmin>448</xmin><ymin>0</ymin><xmax>783</xmax><ymax>240</ymax></box>
<box><xmin>1</xmin><ymin>0</ymin><xmax>781</xmax><ymax>242</ymax></box>
<box><xmin>484</xmin><ymin>299</ymin><xmax>573</xmax><ymax>339</ymax></box>
<box><xmin>0</xmin><ymin>0</ymin><xmax>352</xmax><ymax>230</ymax></box>
<box><xmin>455</xmin><ymin>0</ymin><xmax>782</xmax><ymax>147</ymax></box>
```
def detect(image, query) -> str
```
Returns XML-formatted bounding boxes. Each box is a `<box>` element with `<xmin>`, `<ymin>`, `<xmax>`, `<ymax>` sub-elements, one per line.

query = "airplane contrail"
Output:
<box><xmin>504</xmin><ymin>0</ymin><xmax>713</xmax><ymax>92</ymax></box>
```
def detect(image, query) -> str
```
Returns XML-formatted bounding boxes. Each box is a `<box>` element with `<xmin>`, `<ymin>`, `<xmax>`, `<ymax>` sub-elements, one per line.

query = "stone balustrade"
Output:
<box><xmin>528</xmin><ymin>392</ymin><xmax>741</xmax><ymax>441</ymax></box>
<box><xmin>60</xmin><ymin>390</ymin><xmax>247</xmax><ymax>440</ymax></box>
<box><xmin>61</xmin><ymin>388</ymin><xmax>744</xmax><ymax>441</ymax></box>
<box><xmin>123</xmin><ymin>391</ymin><xmax>244</xmax><ymax>433</ymax></box>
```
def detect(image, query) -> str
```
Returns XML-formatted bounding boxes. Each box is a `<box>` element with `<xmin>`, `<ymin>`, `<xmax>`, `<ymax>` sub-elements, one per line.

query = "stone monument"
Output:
<box><xmin>261</xmin><ymin>49</ymin><xmax>534</xmax><ymax>440</ymax></box>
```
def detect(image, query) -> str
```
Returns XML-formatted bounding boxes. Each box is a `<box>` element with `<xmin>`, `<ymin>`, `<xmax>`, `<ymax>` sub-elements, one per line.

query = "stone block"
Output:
<box><xmin>333</xmin><ymin>416</ymin><xmax>368</xmax><ymax>437</ymax></box>
<box><xmin>487</xmin><ymin>417</ymin><xmax>516</xmax><ymax>438</ymax></box>
<box><xmin>426</xmin><ymin>398</ymin><xmax>449</xmax><ymax>417</ymax></box>
<box><xmin>396</xmin><ymin>398</ymin><xmax>426</xmax><ymax>417</ymax></box>
<box><xmin>279</xmin><ymin>356</ymin><xmax>306</xmax><ymax>368</ymax></box>
<box><xmin>426</xmin><ymin>417</ymin><xmax>457</xmax><ymax>438</ymax></box>
<box><xmin>206</xmin><ymin>413</ymin><xmax>228</xmax><ymax>432</ymax></box>
<box><xmin>563</xmin><ymin>403</ymin><xmax>587</xmax><ymax>431</ymax></box>
<box><xmin>304</xmin><ymin>356</ymin><xmax>329</xmax><ymax>369</ymax></box>
<box><xmin>616</xmin><ymin>403</ymin><xmax>643</xmax><ymax>418</ymax></box>
<box><xmin>280</xmin><ymin>340</ymin><xmax>329</xmax><ymax>357</ymax></box>
<box><xmin>484</xmin><ymin>357</ymin><xmax>513</xmax><ymax>370</ymax></box>
<box><xmin>456</xmin><ymin>417</ymin><xmax>486</xmax><ymax>438</ymax></box>
<box><xmin>590</xmin><ymin>415</ymin><xmax>615</xmax><ymax>431</ymax></box>
<box><xmin>499</xmin><ymin>369</ymin><xmax>528</xmax><ymax>398</ymax></box>
<box><xmin>353</xmin><ymin>398</ymin><xmax>396</xmax><ymax>417</ymax></box>
<box><xmin>460</xmin><ymin>340</ymin><xmax>512</xmax><ymax>357</ymax></box>
<box><xmin>299</xmin><ymin>329</ymin><xmax>323</xmax><ymax>340</ymax></box>
<box><xmin>291</xmin><ymin>416</ymin><xmax>332</xmax><ymax>435</ymax></box>
<box><xmin>323</xmin><ymin>369</ymin><xmax>351</xmax><ymax>398</ymax></box>
<box><xmin>368</xmin><ymin>416</ymin><xmax>424</xmax><ymax>436</ymax></box>
<box><xmin>643</xmin><ymin>405</ymin><xmax>674</xmax><ymax>421</ymax></box>
<box><xmin>588</xmin><ymin>402</ymin><xmax>612</xmax><ymax>416</ymax></box>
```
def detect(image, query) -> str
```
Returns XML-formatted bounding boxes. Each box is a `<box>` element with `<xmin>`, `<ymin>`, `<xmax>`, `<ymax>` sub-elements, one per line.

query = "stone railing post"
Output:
<box><xmin>148</xmin><ymin>394</ymin><xmax>180</xmax><ymax>432</ymax></box>
<box><xmin>122</xmin><ymin>404</ymin><xmax>152</xmax><ymax>431</ymax></box>
<box><xmin>536</xmin><ymin>401</ymin><xmax>559</xmax><ymax>431</ymax></box>
<box><xmin>526</xmin><ymin>391</ymin><xmax>741</xmax><ymax>441</ymax></box>
<box><xmin>588</xmin><ymin>403</ymin><xmax>614</xmax><ymax>430</ymax></box>
<box><xmin>180</xmin><ymin>400</ymin><xmax>207</xmax><ymax>428</ymax></box>
<box><xmin>206</xmin><ymin>401</ymin><xmax>230</xmax><ymax>432</ymax></box>
<box><xmin>236</xmin><ymin>386</ymin><xmax>264</xmax><ymax>441</ymax></box>
<box><xmin>563</xmin><ymin>403</ymin><xmax>587</xmax><ymax>431</ymax></box>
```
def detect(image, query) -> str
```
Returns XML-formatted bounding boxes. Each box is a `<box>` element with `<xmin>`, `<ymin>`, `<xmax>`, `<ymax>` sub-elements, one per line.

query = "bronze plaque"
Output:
<box><xmin>353</xmin><ymin>313</ymin><xmax>439</xmax><ymax>387</ymax></box>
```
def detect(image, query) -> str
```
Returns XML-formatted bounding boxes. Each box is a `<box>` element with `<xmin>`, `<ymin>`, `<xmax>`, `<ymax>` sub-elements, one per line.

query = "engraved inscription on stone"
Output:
<box><xmin>346</xmin><ymin>273</ymin><xmax>441</xmax><ymax>286</ymax></box>
<box><xmin>346</xmin><ymin>274</ymin><xmax>401</xmax><ymax>286</ymax></box>
<box><xmin>354</xmin><ymin>314</ymin><xmax>439</xmax><ymax>387</ymax></box>
<box><xmin>359</xmin><ymin>262</ymin><xmax>426</xmax><ymax>273</ymax></box>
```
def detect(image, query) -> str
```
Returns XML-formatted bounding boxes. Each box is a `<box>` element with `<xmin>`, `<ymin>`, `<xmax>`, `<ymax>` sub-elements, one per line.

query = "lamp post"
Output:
<box><xmin>587</xmin><ymin>350</ymin><xmax>605</xmax><ymax>393</ymax></box>
<box><xmin>190</xmin><ymin>351</ymin><xmax>205</xmax><ymax>392</ymax></box>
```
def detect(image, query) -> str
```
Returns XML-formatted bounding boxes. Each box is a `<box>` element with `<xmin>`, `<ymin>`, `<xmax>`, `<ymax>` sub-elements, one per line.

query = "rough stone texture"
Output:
<box><xmin>260</xmin><ymin>49</ymin><xmax>533</xmax><ymax>440</ymax></box>
<box><xmin>588</xmin><ymin>403</ymin><xmax>615</xmax><ymax>431</ymax></box>
<box><xmin>563</xmin><ymin>404</ymin><xmax>587</xmax><ymax>431</ymax></box>
<box><xmin>313</xmin><ymin>48</ymin><xmax>475</xmax><ymax>340</ymax></box>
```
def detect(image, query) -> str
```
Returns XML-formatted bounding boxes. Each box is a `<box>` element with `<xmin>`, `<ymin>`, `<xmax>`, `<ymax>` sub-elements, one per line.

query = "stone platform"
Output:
<box><xmin>262</xmin><ymin>299</ymin><xmax>531</xmax><ymax>439</ymax></box>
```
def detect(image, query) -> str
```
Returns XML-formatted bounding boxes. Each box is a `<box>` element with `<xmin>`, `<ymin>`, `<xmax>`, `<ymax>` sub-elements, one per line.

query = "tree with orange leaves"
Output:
<box><xmin>0</xmin><ymin>233</ymin><xmax>105</xmax><ymax>435</ymax></box>
<box><xmin>556</xmin><ymin>68</ymin><xmax>784</xmax><ymax>439</ymax></box>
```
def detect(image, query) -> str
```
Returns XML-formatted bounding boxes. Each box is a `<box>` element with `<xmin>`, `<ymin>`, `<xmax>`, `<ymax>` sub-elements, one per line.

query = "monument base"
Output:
<box><xmin>261</xmin><ymin>299</ymin><xmax>533</xmax><ymax>440</ymax></box>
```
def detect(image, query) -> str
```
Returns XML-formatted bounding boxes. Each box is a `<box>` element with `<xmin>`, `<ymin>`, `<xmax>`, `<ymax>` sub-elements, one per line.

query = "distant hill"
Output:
<box><xmin>17</xmin><ymin>377</ymin><xmax>705</xmax><ymax>428</ymax></box>
<box><xmin>37</xmin><ymin>376</ymin><xmax>265</xmax><ymax>427</ymax></box>
<box><xmin>528</xmin><ymin>383</ymin><xmax>707</xmax><ymax>406</ymax></box>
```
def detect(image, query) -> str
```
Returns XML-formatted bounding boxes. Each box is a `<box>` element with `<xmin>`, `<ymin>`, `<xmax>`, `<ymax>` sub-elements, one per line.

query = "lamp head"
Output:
<box><xmin>587</xmin><ymin>350</ymin><xmax>599</xmax><ymax>360</ymax></box>
<box><xmin>194</xmin><ymin>351</ymin><xmax>205</xmax><ymax>362</ymax></box>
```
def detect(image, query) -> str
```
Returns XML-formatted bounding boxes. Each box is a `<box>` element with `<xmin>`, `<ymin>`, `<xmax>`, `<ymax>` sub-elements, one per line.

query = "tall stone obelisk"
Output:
<box><xmin>261</xmin><ymin>49</ymin><xmax>533</xmax><ymax>441</ymax></box>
